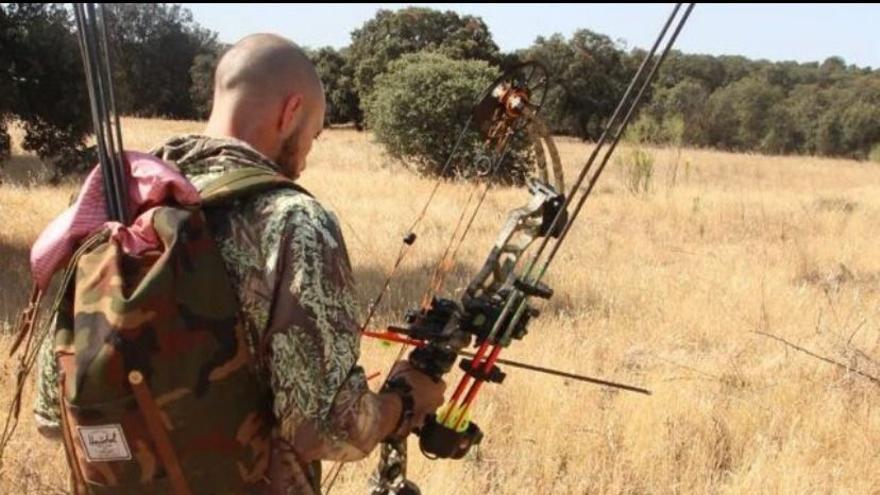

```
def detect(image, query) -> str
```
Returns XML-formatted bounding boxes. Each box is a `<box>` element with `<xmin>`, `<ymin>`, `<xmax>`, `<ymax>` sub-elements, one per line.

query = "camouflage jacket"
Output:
<box><xmin>35</xmin><ymin>135</ymin><xmax>389</xmax><ymax>494</ymax></box>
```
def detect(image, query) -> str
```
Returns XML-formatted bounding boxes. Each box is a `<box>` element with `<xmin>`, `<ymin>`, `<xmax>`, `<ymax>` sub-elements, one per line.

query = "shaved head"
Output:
<box><xmin>214</xmin><ymin>33</ymin><xmax>321</xmax><ymax>104</ymax></box>
<box><xmin>205</xmin><ymin>33</ymin><xmax>326</xmax><ymax>179</ymax></box>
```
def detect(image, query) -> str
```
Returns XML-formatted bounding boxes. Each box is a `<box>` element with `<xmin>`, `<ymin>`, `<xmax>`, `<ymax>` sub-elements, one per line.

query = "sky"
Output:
<box><xmin>182</xmin><ymin>4</ymin><xmax>879</xmax><ymax>69</ymax></box>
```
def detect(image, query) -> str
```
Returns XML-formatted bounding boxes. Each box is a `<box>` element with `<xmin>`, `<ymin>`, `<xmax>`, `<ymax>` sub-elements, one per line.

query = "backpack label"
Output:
<box><xmin>77</xmin><ymin>424</ymin><xmax>132</xmax><ymax>462</ymax></box>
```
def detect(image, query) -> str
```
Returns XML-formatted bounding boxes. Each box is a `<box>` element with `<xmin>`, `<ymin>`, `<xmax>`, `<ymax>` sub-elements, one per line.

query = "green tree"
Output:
<box><xmin>703</xmin><ymin>75</ymin><xmax>786</xmax><ymax>152</ymax></box>
<box><xmin>0</xmin><ymin>3</ymin><xmax>91</xmax><ymax>176</ymax></box>
<box><xmin>348</xmin><ymin>7</ymin><xmax>500</xmax><ymax>101</ymax></box>
<box><xmin>784</xmin><ymin>76</ymin><xmax>880</xmax><ymax>158</ymax></box>
<box><xmin>520</xmin><ymin>30</ymin><xmax>631</xmax><ymax>139</ymax></box>
<box><xmin>784</xmin><ymin>84</ymin><xmax>829</xmax><ymax>155</ymax></box>
<box><xmin>103</xmin><ymin>3</ymin><xmax>217</xmax><ymax>119</ymax></box>
<box><xmin>658</xmin><ymin>52</ymin><xmax>729</xmax><ymax>92</ymax></box>
<box><xmin>635</xmin><ymin>78</ymin><xmax>709</xmax><ymax>145</ymax></box>
<box><xmin>189</xmin><ymin>43</ymin><xmax>227</xmax><ymax>120</ymax></box>
<box><xmin>309</xmin><ymin>47</ymin><xmax>362</xmax><ymax>127</ymax></box>
<box><xmin>835</xmin><ymin>77</ymin><xmax>880</xmax><ymax>158</ymax></box>
<box><xmin>0</xmin><ymin>6</ymin><xmax>16</xmax><ymax>161</ymax></box>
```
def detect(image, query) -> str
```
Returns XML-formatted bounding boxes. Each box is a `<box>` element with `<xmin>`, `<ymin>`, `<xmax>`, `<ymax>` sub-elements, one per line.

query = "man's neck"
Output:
<box><xmin>203</xmin><ymin>116</ymin><xmax>247</xmax><ymax>145</ymax></box>
<box><xmin>204</xmin><ymin>109</ymin><xmax>276</xmax><ymax>160</ymax></box>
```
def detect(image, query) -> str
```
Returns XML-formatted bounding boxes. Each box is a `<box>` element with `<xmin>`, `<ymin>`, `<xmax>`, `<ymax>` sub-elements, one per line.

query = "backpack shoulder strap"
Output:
<box><xmin>200</xmin><ymin>167</ymin><xmax>312</xmax><ymax>207</ymax></box>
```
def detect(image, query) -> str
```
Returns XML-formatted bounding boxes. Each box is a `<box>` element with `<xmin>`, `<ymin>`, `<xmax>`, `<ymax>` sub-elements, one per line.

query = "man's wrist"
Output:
<box><xmin>382</xmin><ymin>377</ymin><xmax>415</xmax><ymax>441</ymax></box>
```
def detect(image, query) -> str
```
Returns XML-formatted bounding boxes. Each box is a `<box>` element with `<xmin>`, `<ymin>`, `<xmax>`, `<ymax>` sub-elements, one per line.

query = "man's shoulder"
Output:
<box><xmin>253</xmin><ymin>186</ymin><xmax>335</xmax><ymax>227</ymax></box>
<box><xmin>234</xmin><ymin>185</ymin><xmax>345</xmax><ymax>252</ymax></box>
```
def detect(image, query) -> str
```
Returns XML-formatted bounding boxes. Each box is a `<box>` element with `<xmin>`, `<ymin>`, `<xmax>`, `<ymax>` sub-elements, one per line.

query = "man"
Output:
<box><xmin>35</xmin><ymin>33</ymin><xmax>446</xmax><ymax>493</ymax></box>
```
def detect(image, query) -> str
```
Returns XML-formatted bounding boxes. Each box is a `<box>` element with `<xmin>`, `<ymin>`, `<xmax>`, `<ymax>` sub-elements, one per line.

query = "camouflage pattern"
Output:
<box><xmin>369</xmin><ymin>440</ymin><xmax>412</xmax><ymax>495</ymax></box>
<box><xmin>49</xmin><ymin>194</ymin><xmax>274</xmax><ymax>493</ymax></box>
<box><xmin>36</xmin><ymin>134</ymin><xmax>391</xmax><ymax>494</ymax></box>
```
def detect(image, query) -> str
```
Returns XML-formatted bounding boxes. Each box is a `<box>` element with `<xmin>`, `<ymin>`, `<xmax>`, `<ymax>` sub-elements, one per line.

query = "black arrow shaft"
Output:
<box><xmin>74</xmin><ymin>3</ymin><xmax>129</xmax><ymax>225</ymax></box>
<box><xmin>364</xmin><ymin>330</ymin><xmax>650</xmax><ymax>395</ymax></box>
<box><xmin>460</xmin><ymin>350</ymin><xmax>651</xmax><ymax>395</ymax></box>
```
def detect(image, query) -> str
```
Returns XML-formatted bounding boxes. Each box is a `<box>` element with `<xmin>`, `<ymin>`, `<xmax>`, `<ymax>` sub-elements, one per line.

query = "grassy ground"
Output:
<box><xmin>1</xmin><ymin>117</ymin><xmax>879</xmax><ymax>494</ymax></box>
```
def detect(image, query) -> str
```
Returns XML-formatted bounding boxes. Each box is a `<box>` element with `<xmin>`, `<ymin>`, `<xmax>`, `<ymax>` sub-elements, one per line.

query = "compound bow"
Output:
<box><xmin>326</xmin><ymin>4</ymin><xmax>694</xmax><ymax>494</ymax></box>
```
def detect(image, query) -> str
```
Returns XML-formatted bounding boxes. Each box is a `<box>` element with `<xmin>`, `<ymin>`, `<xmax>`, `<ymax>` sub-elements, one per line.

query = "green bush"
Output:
<box><xmin>364</xmin><ymin>52</ymin><xmax>535</xmax><ymax>184</ymax></box>
<box><xmin>620</xmin><ymin>147</ymin><xmax>655</xmax><ymax>195</ymax></box>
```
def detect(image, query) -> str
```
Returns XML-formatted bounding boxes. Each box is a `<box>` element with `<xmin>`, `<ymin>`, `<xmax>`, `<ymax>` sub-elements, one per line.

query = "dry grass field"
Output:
<box><xmin>1</xmin><ymin>117</ymin><xmax>879</xmax><ymax>494</ymax></box>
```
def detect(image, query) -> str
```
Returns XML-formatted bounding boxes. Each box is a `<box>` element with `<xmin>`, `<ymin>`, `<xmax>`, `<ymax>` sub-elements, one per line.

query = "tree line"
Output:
<box><xmin>2</xmin><ymin>4</ymin><xmax>878</xmax><ymax>179</ymax></box>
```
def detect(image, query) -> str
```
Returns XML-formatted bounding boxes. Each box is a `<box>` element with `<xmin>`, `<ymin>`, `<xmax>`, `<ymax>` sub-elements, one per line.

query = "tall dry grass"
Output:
<box><xmin>1</xmin><ymin>117</ymin><xmax>879</xmax><ymax>494</ymax></box>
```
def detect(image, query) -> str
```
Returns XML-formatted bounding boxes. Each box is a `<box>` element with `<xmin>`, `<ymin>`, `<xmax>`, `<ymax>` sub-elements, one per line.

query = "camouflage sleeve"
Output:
<box><xmin>33</xmin><ymin>322</ymin><xmax>62</xmax><ymax>438</ymax></box>
<box><xmin>263</xmin><ymin>194</ymin><xmax>388</xmax><ymax>462</ymax></box>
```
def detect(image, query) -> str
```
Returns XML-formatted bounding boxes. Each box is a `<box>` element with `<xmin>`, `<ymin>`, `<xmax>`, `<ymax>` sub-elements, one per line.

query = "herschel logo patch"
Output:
<box><xmin>77</xmin><ymin>424</ymin><xmax>132</xmax><ymax>462</ymax></box>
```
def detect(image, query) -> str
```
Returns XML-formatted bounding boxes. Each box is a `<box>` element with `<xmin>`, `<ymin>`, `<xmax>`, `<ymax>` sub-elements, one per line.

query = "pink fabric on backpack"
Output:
<box><xmin>30</xmin><ymin>151</ymin><xmax>200</xmax><ymax>290</ymax></box>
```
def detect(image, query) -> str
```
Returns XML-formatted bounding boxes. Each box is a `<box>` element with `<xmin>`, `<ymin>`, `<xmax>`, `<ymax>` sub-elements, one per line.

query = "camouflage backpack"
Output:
<box><xmin>48</xmin><ymin>167</ymin><xmax>306</xmax><ymax>495</ymax></box>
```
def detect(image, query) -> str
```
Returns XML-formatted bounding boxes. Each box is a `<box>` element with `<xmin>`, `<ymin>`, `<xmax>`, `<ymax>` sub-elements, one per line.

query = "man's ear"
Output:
<box><xmin>278</xmin><ymin>93</ymin><xmax>304</xmax><ymax>135</ymax></box>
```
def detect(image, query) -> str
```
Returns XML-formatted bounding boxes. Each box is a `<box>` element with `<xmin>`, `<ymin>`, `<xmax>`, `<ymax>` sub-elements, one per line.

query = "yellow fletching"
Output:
<box><xmin>438</xmin><ymin>404</ymin><xmax>471</xmax><ymax>432</ymax></box>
